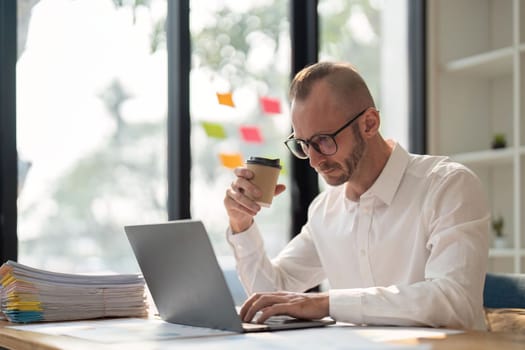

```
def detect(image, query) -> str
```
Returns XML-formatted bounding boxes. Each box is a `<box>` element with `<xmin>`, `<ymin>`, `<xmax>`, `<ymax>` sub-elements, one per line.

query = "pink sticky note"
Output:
<box><xmin>239</xmin><ymin>125</ymin><xmax>263</xmax><ymax>143</ymax></box>
<box><xmin>260</xmin><ymin>96</ymin><xmax>281</xmax><ymax>114</ymax></box>
<box><xmin>216</xmin><ymin>92</ymin><xmax>235</xmax><ymax>107</ymax></box>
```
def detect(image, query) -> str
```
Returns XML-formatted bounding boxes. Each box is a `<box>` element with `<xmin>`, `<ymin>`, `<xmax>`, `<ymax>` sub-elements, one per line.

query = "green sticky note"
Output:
<box><xmin>202</xmin><ymin>121</ymin><xmax>227</xmax><ymax>139</ymax></box>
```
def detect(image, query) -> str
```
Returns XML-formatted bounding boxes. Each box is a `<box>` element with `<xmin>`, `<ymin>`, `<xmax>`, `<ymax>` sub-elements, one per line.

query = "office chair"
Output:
<box><xmin>484</xmin><ymin>273</ymin><xmax>525</xmax><ymax>308</ymax></box>
<box><xmin>483</xmin><ymin>273</ymin><xmax>525</xmax><ymax>333</ymax></box>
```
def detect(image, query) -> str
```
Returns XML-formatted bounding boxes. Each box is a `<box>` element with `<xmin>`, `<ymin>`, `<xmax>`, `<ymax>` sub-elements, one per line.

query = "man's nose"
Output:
<box><xmin>308</xmin><ymin>146</ymin><xmax>324</xmax><ymax>168</ymax></box>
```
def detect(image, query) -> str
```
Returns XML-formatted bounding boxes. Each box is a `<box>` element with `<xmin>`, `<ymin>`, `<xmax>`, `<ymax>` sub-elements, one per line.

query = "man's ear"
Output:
<box><xmin>363</xmin><ymin>109</ymin><xmax>380</xmax><ymax>135</ymax></box>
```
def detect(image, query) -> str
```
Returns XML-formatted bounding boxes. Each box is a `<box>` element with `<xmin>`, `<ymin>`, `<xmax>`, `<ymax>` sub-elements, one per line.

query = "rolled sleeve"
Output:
<box><xmin>329</xmin><ymin>288</ymin><xmax>365</xmax><ymax>324</ymax></box>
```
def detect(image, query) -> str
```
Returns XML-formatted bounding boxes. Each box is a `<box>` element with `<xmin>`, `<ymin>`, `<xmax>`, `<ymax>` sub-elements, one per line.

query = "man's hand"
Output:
<box><xmin>224</xmin><ymin>167</ymin><xmax>286</xmax><ymax>233</ymax></box>
<box><xmin>239</xmin><ymin>291</ymin><xmax>329</xmax><ymax>324</ymax></box>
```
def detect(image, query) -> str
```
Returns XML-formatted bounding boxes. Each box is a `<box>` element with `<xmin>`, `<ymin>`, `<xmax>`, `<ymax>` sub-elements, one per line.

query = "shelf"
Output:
<box><xmin>449</xmin><ymin>147</ymin><xmax>525</xmax><ymax>167</ymax></box>
<box><xmin>430</xmin><ymin>0</ymin><xmax>524</xmax><ymax>273</ymax></box>
<box><xmin>443</xmin><ymin>47</ymin><xmax>514</xmax><ymax>78</ymax></box>
<box><xmin>489</xmin><ymin>248</ymin><xmax>525</xmax><ymax>258</ymax></box>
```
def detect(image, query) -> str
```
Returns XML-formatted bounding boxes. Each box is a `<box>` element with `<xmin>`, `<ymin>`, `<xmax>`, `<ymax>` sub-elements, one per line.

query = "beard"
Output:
<box><xmin>318</xmin><ymin>126</ymin><xmax>366</xmax><ymax>186</ymax></box>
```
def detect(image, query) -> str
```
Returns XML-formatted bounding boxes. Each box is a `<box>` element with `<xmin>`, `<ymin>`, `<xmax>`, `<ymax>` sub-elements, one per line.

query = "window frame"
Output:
<box><xmin>0</xmin><ymin>0</ymin><xmax>18</xmax><ymax>263</ymax></box>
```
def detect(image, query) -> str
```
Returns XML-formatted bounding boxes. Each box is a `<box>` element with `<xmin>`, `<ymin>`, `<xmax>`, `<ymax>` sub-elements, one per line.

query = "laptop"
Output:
<box><xmin>124</xmin><ymin>219</ymin><xmax>335</xmax><ymax>332</ymax></box>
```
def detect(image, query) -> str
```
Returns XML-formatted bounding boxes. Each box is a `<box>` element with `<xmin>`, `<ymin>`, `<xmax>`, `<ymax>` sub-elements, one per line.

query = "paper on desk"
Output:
<box><xmin>10</xmin><ymin>320</ymin><xmax>431</xmax><ymax>350</ymax></box>
<box><xmin>352</xmin><ymin>326</ymin><xmax>463</xmax><ymax>342</ymax></box>
<box><xmin>8</xmin><ymin>318</ymin><xmax>235</xmax><ymax>343</ymax></box>
<box><xmin>0</xmin><ymin>260</ymin><xmax>148</xmax><ymax>323</ymax></box>
<box><xmin>230</xmin><ymin>326</ymin><xmax>432</xmax><ymax>350</ymax></box>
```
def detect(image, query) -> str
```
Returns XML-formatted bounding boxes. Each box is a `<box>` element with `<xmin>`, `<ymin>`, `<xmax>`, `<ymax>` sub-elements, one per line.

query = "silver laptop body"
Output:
<box><xmin>124</xmin><ymin>219</ymin><xmax>334</xmax><ymax>332</ymax></box>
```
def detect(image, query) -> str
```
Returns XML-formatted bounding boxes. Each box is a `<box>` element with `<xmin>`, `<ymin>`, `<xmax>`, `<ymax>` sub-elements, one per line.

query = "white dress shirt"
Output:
<box><xmin>227</xmin><ymin>142</ymin><xmax>489</xmax><ymax>330</ymax></box>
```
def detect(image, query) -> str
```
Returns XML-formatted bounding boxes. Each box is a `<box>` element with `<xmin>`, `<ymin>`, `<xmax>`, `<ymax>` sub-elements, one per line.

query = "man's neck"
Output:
<box><xmin>345</xmin><ymin>139</ymin><xmax>394</xmax><ymax>201</ymax></box>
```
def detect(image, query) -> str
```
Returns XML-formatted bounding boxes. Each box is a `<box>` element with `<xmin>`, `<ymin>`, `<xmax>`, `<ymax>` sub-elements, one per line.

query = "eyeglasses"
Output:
<box><xmin>284</xmin><ymin>108</ymin><xmax>368</xmax><ymax>159</ymax></box>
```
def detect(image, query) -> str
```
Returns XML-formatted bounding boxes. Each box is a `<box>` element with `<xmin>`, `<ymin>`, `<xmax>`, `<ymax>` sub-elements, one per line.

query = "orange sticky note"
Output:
<box><xmin>260</xmin><ymin>96</ymin><xmax>281</xmax><ymax>114</ymax></box>
<box><xmin>216</xmin><ymin>92</ymin><xmax>235</xmax><ymax>107</ymax></box>
<box><xmin>239</xmin><ymin>125</ymin><xmax>263</xmax><ymax>143</ymax></box>
<box><xmin>219</xmin><ymin>153</ymin><xmax>244</xmax><ymax>169</ymax></box>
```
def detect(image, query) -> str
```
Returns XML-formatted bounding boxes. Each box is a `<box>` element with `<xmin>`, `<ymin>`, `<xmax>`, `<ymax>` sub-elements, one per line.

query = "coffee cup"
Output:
<box><xmin>245</xmin><ymin>156</ymin><xmax>281</xmax><ymax>207</ymax></box>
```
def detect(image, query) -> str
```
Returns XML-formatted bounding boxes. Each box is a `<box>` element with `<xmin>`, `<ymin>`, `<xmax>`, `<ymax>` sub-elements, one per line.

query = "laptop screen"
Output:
<box><xmin>125</xmin><ymin>220</ymin><xmax>244</xmax><ymax>332</ymax></box>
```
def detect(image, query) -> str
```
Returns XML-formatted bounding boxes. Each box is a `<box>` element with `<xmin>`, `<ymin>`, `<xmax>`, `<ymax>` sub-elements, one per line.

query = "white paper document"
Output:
<box><xmin>352</xmin><ymin>325</ymin><xmax>463</xmax><ymax>342</ymax></box>
<box><xmin>9</xmin><ymin>319</ymin><xmax>437</xmax><ymax>350</ymax></box>
<box><xmin>0</xmin><ymin>260</ymin><xmax>148</xmax><ymax>323</ymax></box>
<box><xmin>8</xmin><ymin>318</ymin><xmax>234</xmax><ymax>343</ymax></box>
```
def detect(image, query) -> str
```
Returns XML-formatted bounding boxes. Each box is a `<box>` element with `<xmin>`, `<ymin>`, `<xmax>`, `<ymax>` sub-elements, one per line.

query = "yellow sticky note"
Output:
<box><xmin>201</xmin><ymin>121</ymin><xmax>227</xmax><ymax>139</ymax></box>
<box><xmin>216</xmin><ymin>92</ymin><xmax>235</xmax><ymax>107</ymax></box>
<box><xmin>1</xmin><ymin>274</ymin><xmax>15</xmax><ymax>287</ymax></box>
<box><xmin>219</xmin><ymin>153</ymin><xmax>244</xmax><ymax>169</ymax></box>
<box><xmin>8</xmin><ymin>301</ymin><xmax>42</xmax><ymax>310</ymax></box>
<box><xmin>280</xmin><ymin>162</ymin><xmax>287</xmax><ymax>175</ymax></box>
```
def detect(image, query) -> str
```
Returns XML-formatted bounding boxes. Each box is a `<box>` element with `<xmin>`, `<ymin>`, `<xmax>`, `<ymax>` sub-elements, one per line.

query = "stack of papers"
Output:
<box><xmin>0</xmin><ymin>260</ymin><xmax>148</xmax><ymax>323</ymax></box>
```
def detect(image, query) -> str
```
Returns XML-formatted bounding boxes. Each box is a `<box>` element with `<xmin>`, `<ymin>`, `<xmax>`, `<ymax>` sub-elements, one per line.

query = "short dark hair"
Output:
<box><xmin>289</xmin><ymin>62</ymin><xmax>337</xmax><ymax>100</ymax></box>
<box><xmin>289</xmin><ymin>62</ymin><xmax>375</xmax><ymax>108</ymax></box>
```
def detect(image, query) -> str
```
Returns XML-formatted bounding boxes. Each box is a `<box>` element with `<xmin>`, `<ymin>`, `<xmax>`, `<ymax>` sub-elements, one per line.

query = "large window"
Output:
<box><xmin>16</xmin><ymin>0</ymin><xmax>168</xmax><ymax>273</ymax></box>
<box><xmin>10</xmin><ymin>0</ymin><xmax>412</xmax><ymax>273</ymax></box>
<box><xmin>189</xmin><ymin>0</ymin><xmax>291</xmax><ymax>257</ymax></box>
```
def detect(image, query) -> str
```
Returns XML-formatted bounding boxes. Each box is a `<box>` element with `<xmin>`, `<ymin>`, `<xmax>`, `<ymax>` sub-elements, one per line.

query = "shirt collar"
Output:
<box><xmin>362</xmin><ymin>141</ymin><xmax>410</xmax><ymax>206</ymax></box>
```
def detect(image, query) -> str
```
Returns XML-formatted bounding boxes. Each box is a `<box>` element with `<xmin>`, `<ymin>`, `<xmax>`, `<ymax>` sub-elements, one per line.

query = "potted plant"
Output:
<box><xmin>491</xmin><ymin>133</ymin><xmax>507</xmax><ymax>149</ymax></box>
<box><xmin>491</xmin><ymin>215</ymin><xmax>506</xmax><ymax>249</ymax></box>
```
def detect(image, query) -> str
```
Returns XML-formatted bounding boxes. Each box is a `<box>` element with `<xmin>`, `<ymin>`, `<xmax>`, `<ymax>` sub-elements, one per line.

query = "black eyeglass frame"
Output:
<box><xmin>284</xmin><ymin>108</ymin><xmax>370</xmax><ymax>159</ymax></box>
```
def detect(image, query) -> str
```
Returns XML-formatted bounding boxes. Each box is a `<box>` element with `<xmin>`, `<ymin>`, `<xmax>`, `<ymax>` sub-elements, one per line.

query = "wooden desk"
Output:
<box><xmin>0</xmin><ymin>319</ymin><xmax>524</xmax><ymax>350</ymax></box>
<box><xmin>394</xmin><ymin>330</ymin><xmax>525</xmax><ymax>350</ymax></box>
<box><xmin>0</xmin><ymin>321</ymin><xmax>107</xmax><ymax>350</ymax></box>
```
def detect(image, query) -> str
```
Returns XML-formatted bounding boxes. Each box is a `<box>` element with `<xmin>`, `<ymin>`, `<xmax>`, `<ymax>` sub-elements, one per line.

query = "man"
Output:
<box><xmin>224</xmin><ymin>62</ymin><xmax>489</xmax><ymax>330</ymax></box>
